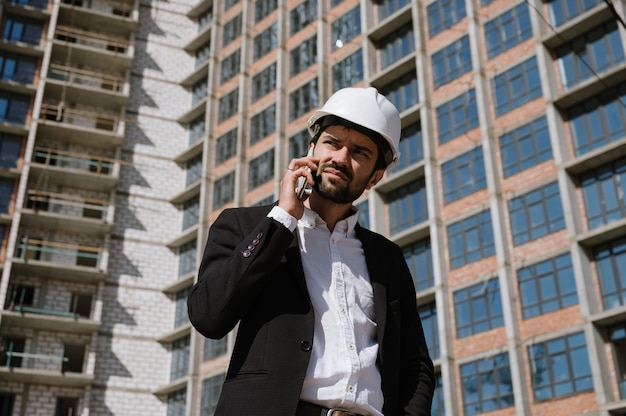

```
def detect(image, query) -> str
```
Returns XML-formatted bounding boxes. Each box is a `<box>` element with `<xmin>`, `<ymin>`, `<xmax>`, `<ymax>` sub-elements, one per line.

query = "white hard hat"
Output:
<box><xmin>307</xmin><ymin>87</ymin><xmax>401</xmax><ymax>168</ymax></box>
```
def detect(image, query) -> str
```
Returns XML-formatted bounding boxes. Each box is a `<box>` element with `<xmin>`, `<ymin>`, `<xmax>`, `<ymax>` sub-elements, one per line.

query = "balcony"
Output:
<box><xmin>29</xmin><ymin>147</ymin><xmax>119</xmax><ymax>191</ymax></box>
<box><xmin>60</xmin><ymin>0</ymin><xmax>138</xmax><ymax>24</ymax></box>
<box><xmin>0</xmin><ymin>342</ymin><xmax>93</xmax><ymax>387</ymax></box>
<box><xmin>1</xmin><ymin>308</ymin><xmax>100</xmax><ymax>333</ymax></box>
<box><xmin>20</xmin><ymin>189</ymin><xmax>113</xmax><ymax>234</ymax></box>
<box><xmin>37</xmin><ymin>103</ymin><xmax>124</xmax><ymax>148</ymax></box>
<box><xmin>52</xmin><ymin>25</ymin><xmax>133</xmax><ymax>71</ymax></box>
<box><xmin>11</xmin><ymin>237</ymin><xmax>106</xmax><ymax>282</ymax></box>
<box><xmin>46</xmin><ymin>63</ymin><xmax>129</xmax><ymax>107</ymax></box>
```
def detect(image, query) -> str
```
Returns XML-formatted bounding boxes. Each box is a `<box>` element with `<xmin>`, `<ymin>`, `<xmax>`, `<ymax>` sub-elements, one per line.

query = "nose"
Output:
<box><xmin>330</xmin><ymin>145</ymin><xmax>350</xmax><ymax>167</ymax></box>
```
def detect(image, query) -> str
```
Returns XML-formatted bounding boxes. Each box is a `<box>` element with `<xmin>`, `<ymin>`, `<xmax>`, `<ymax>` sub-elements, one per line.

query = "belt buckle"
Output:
<box><xmin>326</xmin><ymin>408</ymin><xmax>350</xmax><ymax>416</ymax></box>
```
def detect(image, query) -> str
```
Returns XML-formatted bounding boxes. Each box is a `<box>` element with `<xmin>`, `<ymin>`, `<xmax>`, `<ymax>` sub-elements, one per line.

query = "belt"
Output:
<box><xmin>296</xmin><ymin>401</ymin><xmax>362</xmax><ymax>416</ymax></box>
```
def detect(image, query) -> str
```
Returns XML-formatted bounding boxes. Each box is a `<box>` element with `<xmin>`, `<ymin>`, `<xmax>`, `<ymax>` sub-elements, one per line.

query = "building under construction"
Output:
<box><xmin>0</xmin><ymin>0</ymin><xmax>625</xmax><ymax>414</ymax></box>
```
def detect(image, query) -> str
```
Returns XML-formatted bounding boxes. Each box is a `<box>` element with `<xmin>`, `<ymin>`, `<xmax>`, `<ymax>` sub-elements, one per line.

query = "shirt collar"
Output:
<box><xmin>300</xmin><ymin>206</ymin><xmax>360</xmax><ymax>235</ymax></box>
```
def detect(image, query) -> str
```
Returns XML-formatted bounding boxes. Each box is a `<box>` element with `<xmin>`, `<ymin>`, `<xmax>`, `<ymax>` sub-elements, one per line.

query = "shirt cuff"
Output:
<box><xmin>267</xmin><ymin>206</ymin><xmax>298</xmax><ymax>232</ymax></box>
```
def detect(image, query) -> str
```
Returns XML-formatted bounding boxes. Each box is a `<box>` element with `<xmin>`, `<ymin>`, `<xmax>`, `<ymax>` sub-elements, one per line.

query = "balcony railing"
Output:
<box><xmin>48</xmin><ymin>63</ymin><xmax>125</xmax><ymax>93</ymax></box>
<box><xmin>17</xmin><ymin>237</ymin><xmax>102</xmax><ymax>268</ymax></box>
<box><xmin>33</xmin><ymin>147</ymin><xmax>114</xmax><ymax>175</ymax></box>
<box><xmin>39</xmin><ymin>103</ymin><xmax>120</xmax><ymax>132</ymax></box>
<box><xmin>61</xmin><ymin>0</ymin><xmax>133</xmax><ymax>18</ymax></box>
<box><xmin>55</xmin><ymin>25</ymin><xmax>131</xmax><ymax>54</ymax></box>
<box><xmin>3</xmin><ymin>344</ymin><xmax>68</xmax><ymax>371</ymax></box>
<box><xmin>26</xmin><ymin>190</ymin><xmax>108</xmax><ymax>221</ymax></box>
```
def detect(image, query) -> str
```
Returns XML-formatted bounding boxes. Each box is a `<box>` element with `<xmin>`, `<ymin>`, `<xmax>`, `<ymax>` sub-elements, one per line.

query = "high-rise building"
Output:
<box><xmin>0</xmin><ymin>0</ymin><xmax>625</xmax><ymax>415</ymax></box>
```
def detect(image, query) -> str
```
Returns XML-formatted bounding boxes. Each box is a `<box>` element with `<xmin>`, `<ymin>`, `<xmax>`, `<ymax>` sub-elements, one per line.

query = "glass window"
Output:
<box><xmin>509</xmin><ymin>182</ymin><xmax>565</xmax><ymax>246</ymax></box>
<box><xmin>178</xmin><ymin>240</ymin><xmax>197</xmax><ymax>278</ymax></box>
<box><xmin>499</xmin><ymin>116</ymin><xmax>552</xmax><ymax>177</ymax></box>
<box><xmin>432</xmin><ymin>35</ymin><xmax>472</xmax><ymax>88</ymax></box>
<box><xmin>248</xmin><ymin>149</ymin><xmax>275</xmax><ymax>190</ymax></box>
<box><xmin>403</xmin><ymin>238</ymin><xmax>434</xmax><ymax>292</ymax></box>
<box><xmin>493</xmin><ymin>56</ymin><xmax>542</xmax><ymax>116</ymax></box>
<box><xmin>223</xmin><ymin>13</ymin><xmax>242</xmax><ymax>47</ymax></box>
<box><xmin>191</xmin><ymin>77</ymin><xmax>208</xmax><ymax>106</ymax></box>
<box><xmin>290</xmin><ymin>36</ymin><xmax>317</xmax><ymax>78</ymax></box>
<box><xmin>185</xmin><ymin>153</ymin><xmax>202</xmax><ymax>187</ymax></box>
<box><xmin>331</xmin><ymin>6</ymin><xmax>360</xmax><ymax>50</ymax></box>
<box><xmin>0</xmin><ymin>133</ymin><xmax>22</xmax><ymax>168</ymax></box>
<box><xmin>378</xmin><ymin>22</ymin><xmax>415</xmax><ymax>70</ymax></box>
<box><xmin>182</xmin><ymin>195</ymin><xmax>199</xmax><ymax>231</ymax></box>
<box><xmin>224</xmin><ymin>0</ymin><xmax>240</xmax><ymax>11</ymax></box>
<box><xmin>197</xmin><ymin>8</ymin><xmax>212</xmax><ymax>32</ymax></box>
<box><xmin>594</xmin><ymin>236</ymin><xmax>626</xmax><ymax>310</ymax></box>
<box><xmin>377</xmin><ymin>0</ymin><xmax>410</xmax><ymax>22</ymax></box>
<box><xmin>557</xmin><ymin>21</ymin><xmax>625</xmax><ymax>90</ymax></box>
<box><xmin>0</xmin><ymin>179</ymin><xmax>14</xmax><ymax>214</ymax></box>
<box><xmin>290</xmin><ymin>0</ymin><xmax>317</xmax><ymax>35</ymax></box>
<box><xmin>3</xmin><ymin>15</ymin><xmax>44</xmax><ymax>45</ymax></box>
<box><xmin>289</xmin><ymin>78</ymin><xmax>318</xmax><ymax>121</ymax></box>
<box><xmin>170</xmin><ymin>336</ymin><xmax>190</xmax><ymax>381</ymax></box>
<box><xmin>517</xmin><ymin>253</ymin><xmax>578</xmax><ymax>319</ymax></box>
<box><xmin>166</xmin><ymin>389</ymin><xmax>186</xmax><ymax>416</ymax></box>
<box><xmin>250</xmin><ymin>104</ymin><xmax>276</xmax><ymax>145</ymax></box>
<box><xmin>441</xmin><ymin>147</ymin><xmax>486</xmax><ymax>204</ymax></box>
<box><xmin>580</xmin><ymin>159</ymin><xmax>626</xmax><ymax>230</ymax></box>
<box><xmin>201</xmin><ymin>374</ymin><xmax>225</xmax><ymax>414</ymax></box>
<box><xmin>568</xmin><ymin>83</ymin><xmax>626</xmax><ymax>156</ymax></box>
<box><xmin>387</xmin><ymin>177</ymin><xmax>428</xmax><ymax>235</ymax></box>
<box><xmin>419</xmin><ymin>302</ymin><xmax>440</xmax><ymax>359</ymax></box>
<box><xmin>454</xmin><ymin>277</ymin><xmax>504</xmax><ymax>338</ymax></box>
<box><xmin>253</xmin><ymin>23</ymin><xmax>278</xmax><ymax>61</ymax></box>
<box><xmin>194</xmin><ymin>40</ymin><xmax>211</xmax><ymax>68</ymax></box>
<box><xmin>436</xmin><ymin>89</ymin><xmax>479</xmax><ymax>144</ymax></box>
<box><xmin>0</xmin><ymin>91</ymin><xmax>30</xmax><ymax>125</ymax></box>
<box><xmin>188</xmin><ymin>113</ymin><xmax>205</xmax><ymax>145</ymax></box>
<box><xmin>461</xmin><ymin>352</ymin><xmax>514</xmax><ymax>415</ymax></box>
<box><xmin>0</xmin><ymin>51</ymin><xmax>37</xmax><ymax>84</ymax></box>
<box><xmin>388</xmin><ymin>122</ymin><xmax>424</xmax><ymax>175</ymax></box>
<box><xmin>221</xmin><ymin>49</ymin><xmax>241</xmax><ymax>85</ymax></box>
<box><xmin>432</xmin><ymin>374</ymin><xmax>445</xmax><ymax>416</ymax></box>
<box><xmin>484</xmin><ymin>3</ymin><xmax>532</xmax><ymax>59</ymax></box>
<box><xmin>381</xmin><ymin>71</ymin><xmax>419</xmax><ymax>113</ymax></box>
<box><xmin>218</xmin><ymin>89</ymin><xmax>239</xmax><ymax>123</ymax></box>
<box><xmin>427</xmin><ymin>0</ymin><xmax>466</xmax><ymax>37</ymax></box>
<box><xmin>255</xmin><ymin>0</ymin><xmax>277</xmax><ymax>22</ymax></box>
<box><xmin>213</xmin><ymin>172</ymin><xmax>235</xmax><ymax>209</ymax></box>
<box><xmin>174</xmin><ymin>288</ymin><xmax>190</xmax><ymax>328</ymax></box>
<box><xmin>332</xmin><ymin>49</ymin><xmax>363</xmax><ymax>91</ymax></box>
<box><xmin>547</xmin><ymin>0</ymin><xmax>602</xmax><ymax>27</ymax></box>
<box><xmin>204</xmin><ymin>338</ymin><xmax>227</xmax><ymax>361</ymax></box>
<box><xmin>608</xmin><ymin>323</ymin><xmax>626</xmax><ymax>399</ymax></box>
<box><xmin>288</xmin><ymin>129</ymin><xmax>310</xmax><ymax>160</ymax></box>
<box><xmin>252</xmin><ymin>63</ymin><xmax>277</xmax><ymax>102</ymax></box>
<box><xmin>447</xmin><ymin>209</ymin><xmax>495</xmax><ymax>269</ymax></box>
<box><xmin>215</xmin><ymin>129</ymin><xmax>237</xmax><ymax>166</ymax></box>
<box><xmin>528</xmin><ymin>332</ymin><xmax>593</xmax><ymax>401</ymax></box>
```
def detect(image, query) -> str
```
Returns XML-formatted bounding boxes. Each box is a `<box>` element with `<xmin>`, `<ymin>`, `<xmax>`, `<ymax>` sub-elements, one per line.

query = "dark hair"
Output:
<box><xmin>311</xmin><ymin>115</ymin><xmax>392</xmax><ymax>170</ymax></box>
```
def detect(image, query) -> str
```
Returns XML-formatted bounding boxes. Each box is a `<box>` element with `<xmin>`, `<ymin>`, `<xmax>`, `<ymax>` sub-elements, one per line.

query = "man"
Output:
<box><xmin>188</xmin><ymin>87</ymin><xmax>435</xmax><ymax>415</ymax></box>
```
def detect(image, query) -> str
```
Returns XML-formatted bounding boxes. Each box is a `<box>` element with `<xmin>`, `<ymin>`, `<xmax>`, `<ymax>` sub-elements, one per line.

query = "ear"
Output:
<box><xmin>366</xmin><ymin>169</ymin><xmax>385</xmax><ymax>190</ymax></box>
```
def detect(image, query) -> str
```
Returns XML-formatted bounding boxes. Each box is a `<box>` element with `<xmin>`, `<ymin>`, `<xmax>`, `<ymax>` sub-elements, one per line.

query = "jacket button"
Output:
<box><xmin>300</xmin><ymin>341</ymin><xmax>312</xmax><ymax>352</ymax></box>
<box><xmin>241</xmin><ymin>250</ymin><xmax>251</xmax><ymax>258</ymax></box>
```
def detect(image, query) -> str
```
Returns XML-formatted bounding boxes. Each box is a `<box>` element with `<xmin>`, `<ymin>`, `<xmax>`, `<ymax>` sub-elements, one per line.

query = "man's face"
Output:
<box><xmin>313</xmin><ymin>125</ymin><xmax>385</xmax><ymax>204</ymax></box>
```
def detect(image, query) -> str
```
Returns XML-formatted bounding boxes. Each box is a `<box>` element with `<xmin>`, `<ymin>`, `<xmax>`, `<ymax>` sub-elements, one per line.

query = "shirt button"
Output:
<box><xmin>300</xmin><ymin>341</ymin><xmax>312</xmax><ymax>352</ymax></box>
<box><xmin>348</xmin><ymin>344</ymin><xmax>355</xmax><ymax>350</ymax></box>
<box><xmin>348</xmin><ymin>385</ymin><xmax>355</xmax><ymax>392</ymax></box>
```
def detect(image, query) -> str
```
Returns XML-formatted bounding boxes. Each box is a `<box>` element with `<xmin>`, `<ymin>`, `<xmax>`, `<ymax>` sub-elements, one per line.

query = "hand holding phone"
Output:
<box><xmin>295</xmin><ymin>144</ymin><xmax>314</xmax><ymax>200</ymax></box>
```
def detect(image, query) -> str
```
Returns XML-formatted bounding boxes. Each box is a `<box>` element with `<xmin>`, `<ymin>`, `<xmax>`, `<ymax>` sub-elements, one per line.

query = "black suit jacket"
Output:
<box><xmin>188</xmin><ymin>205</ymin><xmax>435</xmax><ymax>415</ymax></box>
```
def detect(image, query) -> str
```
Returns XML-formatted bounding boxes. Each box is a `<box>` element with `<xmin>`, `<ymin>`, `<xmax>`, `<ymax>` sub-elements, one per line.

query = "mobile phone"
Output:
<box><xmin>295</xmin><ymin>144</ymin><xmax>314</xmax><ymax>200</ymax></box>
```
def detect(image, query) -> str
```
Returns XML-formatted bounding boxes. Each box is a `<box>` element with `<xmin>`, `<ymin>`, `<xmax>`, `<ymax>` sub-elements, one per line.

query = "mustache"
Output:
<box><xmin>318</xmin><ymin>162</ymin><xmax>352</xmax><ymax>180</ymax></box>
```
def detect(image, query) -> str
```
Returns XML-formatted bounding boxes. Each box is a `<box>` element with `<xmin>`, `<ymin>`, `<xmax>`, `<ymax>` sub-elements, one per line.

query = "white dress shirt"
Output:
<box><xmin>268</xmin><ymin>206</ymin><xmax>383</xmax><ymax>416</ymax></box>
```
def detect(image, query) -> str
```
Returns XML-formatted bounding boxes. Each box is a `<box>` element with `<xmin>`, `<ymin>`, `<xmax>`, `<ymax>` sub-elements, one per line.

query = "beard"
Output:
<box><xmin>313</xmin><ymin>162</ymin><xmax>373</xmax><ymax>204</ymax></box>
